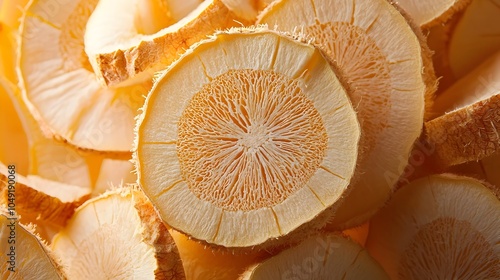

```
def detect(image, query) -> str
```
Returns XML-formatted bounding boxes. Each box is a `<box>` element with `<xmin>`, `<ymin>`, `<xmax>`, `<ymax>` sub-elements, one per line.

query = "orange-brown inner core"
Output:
<box><xmin>177</xmin><ymin>69</ymin><xmax>328</xmax><ymax>211</ymax></box>
<box><xmin>399</xmin><ymin>217</ymin><xmax>499</xmax><ymax>279</ymax></box>
<box><xmin>307</xmin><ymin>22</ymin><xmax>391</xmax><ymax>153</ymax></box>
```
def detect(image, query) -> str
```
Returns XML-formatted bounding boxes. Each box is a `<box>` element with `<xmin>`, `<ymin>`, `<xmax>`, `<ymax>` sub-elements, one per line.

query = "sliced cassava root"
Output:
<box><xmin>86</xmin><ymin>0</ymin><xmax>257</xmax><ymax>86</ymax></box>
<box><xmin>135</xmin><ymin>27</ymin><xmax>360</xmax><ymax>248</ymax></box>
<box><xmin>426</xmin><ymin>51</ymin><xmax>500</xmax><ymax>167</ymax></box>
<box><xmin>395</xmin><ymin>0</ymin><xmax>472</xmax><ymax>28</ymax></box>
<box><xmin>0</xmin><ymin>162</ymin><xmax>90</xmax><ymax>226</ymax></box>
<box><xmin>52</xmin><ymin>187</ymin><xmax>185</xmax><ymax>279</ymax></box>
<box><xmin>448</xmin><ymin>0</ymin><xmax>500</xmax><ymax>79</ymax></box>
<box><xmin>366</xmin><ymin>174</ymin><xmax>500</xmax><ymax>279</ymax></box>
<box><xmin>258</xmin><ymin>0</ymin><xmax>428</xmax><ymax>229</ymax></box>
<box><xmin>239</xmin><ymin>233</ymin><xmax>389</xmax><ymax>279</ymax></box>
<box><xmin>18</xmin><ymin>0</ymin><xmax>147</xmax><ymax>153</ymax></box>
<box><xmin>1</xmin><ymin>210</ymin><xmax>66</xmax><ymax>279</ymax></box>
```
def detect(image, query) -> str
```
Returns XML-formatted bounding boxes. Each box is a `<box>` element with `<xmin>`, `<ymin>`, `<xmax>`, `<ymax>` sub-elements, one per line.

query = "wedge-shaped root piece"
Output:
<box><xmin>366</xmin><ymin>174</ymin><xmax>500</xmax><ymax>279</ymax></box>
<box><xmin>449</xmin><ymin>0</ymin><xmax>500</xmax><ymax>79</ymax></box>
<box><xmin>0</xmin><ymin>210</ymin><xmax>66</xmax><ymax>279</ymax></box>
<box><xmin>426</xmin><ymin>51</ymin><xmax>500</xmax><ymax>167</ymax></box>
<box><xmin>0</xmin><ymin>162</ymin><xmax>90</xmax><ymax>226</ymax></box>
<box><xmin>18</xmin><ymin>0</ymin><xmax>148</xmax><ymax>153</ymax></box>
<box><xmin>52</xmin><ymin>187</ymin><xmax>185</xmax><ymax>279</ymax></box>
<box><xmin>135</xmin><ymin>27</ymin><xmax>360</xmax><ymax>248</ymax></box>
<box><xmin>342</xmin><ymin>222</ymin><xmax>369</xmax><ymax>247</ymax></box>
<box><xmin>240</xmin><ymin>234</ymin><xmax>388</xmax><ymax>279</ymax></box>
<box><xmin>395</xmin><ymin>0</ymin><xmax>472</xmax><ymax>28</ymax></box>
<box><xmin>86</xmin><ymin>0</ymin><xmax>257</xmax><ymax>86</ymax></box>
<box><xmin>258</xmin><ymin>0</ymin><xmax>427</xmax><ymax>229</ymax></box>
<box><xmin>170</xmin><ymin>230</ymin><xmax>271</xmax><ymax>280</ymax></box>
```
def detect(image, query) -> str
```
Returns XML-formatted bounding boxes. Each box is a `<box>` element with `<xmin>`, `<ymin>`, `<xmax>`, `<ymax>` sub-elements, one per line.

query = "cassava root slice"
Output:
<box><xmin>366</xmin><ymin>174</ymin><xmax>500</xmax><ymax>279</ymax></box>
<box><xmin>1</xmin><ymin>210</ymin><xmax>67</xmax><ymax>279</ymax></box>
<box><xmin>0</xmin><ymin>162</ymin><xmax>90</xmax><ymax>226</ymax></box>
<box><xmin>239</xmin><ymin>233</ymin><xmax>389</xmax><ymax>279</ymax></box>
<box><xmin>86</xmin><ymin>0</ymin><xmax>257</xmax><ymax>86</ymax></box>
<box><xmin>258</xmin><ymin>0</ymin><xmax>428</xmax><ymax>229</ymax></box>
<box><xmin>448</xmin><ymin>0</ymin><xmax>500</xmax><ymax>79</ymax></box>
<box><xmin>52</xmin><ymin>187</ymin><xmax>185</xmax><ymax>279</ymax></box>
<box><xmin>395</xmin><ymin>0</ymin><xmax>472</xmax><ymax>28</ymax></box>
<box><xmin>18</xmin><ymin>0</ymin><xmax>147</xmax><ymax>154</ymax></box>
<box><xmin>135</xmin><ymin>27</ymin><xmax>360</xmax><ymax>248</ymax></box>
<box><xmin>426</xmin><ymin>51</ymin><xmax>500</xmax><ymax>167</ymax></box>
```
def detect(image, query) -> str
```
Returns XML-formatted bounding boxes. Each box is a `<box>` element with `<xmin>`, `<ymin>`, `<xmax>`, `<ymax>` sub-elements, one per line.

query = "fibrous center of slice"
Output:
<box><xmin>177</xmin><ymin>69</ymin><xmax>328</xmax><ymax>211</ymax></box>
<box><xmin>307</xmin><ymin>22</ymin><xmax>391</xmax><ymax>153</ymax></box>
<box><xmin>399</xmin><ymin>217</ymin><xmax>500</xmax><ymax>279</ymax></box>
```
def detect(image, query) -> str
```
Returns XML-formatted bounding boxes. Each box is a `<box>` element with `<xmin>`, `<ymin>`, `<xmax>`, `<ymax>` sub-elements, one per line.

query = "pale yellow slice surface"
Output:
<box><xmin>240</xmin><ymin>234</ymin><xmax>389</xmax><ymax>280</ymax></box>
<box><xmin>135</xmin><ymin>27</ymin><xmax>360</xmax><ymax>248</ymax></box>
<box><xmin>449</xmin><ymin>0</ymin><xmax>500</xmax><ymax>79</ymax></box>
<box><xmin>86</xmin><ymin>0</ymin><xmax>256</xmax><ymax>86</ymax></box>
<box><xmin>0</xmin><ymin>211</ymin><xmax>66</xmax><ymax>279</ymax></box>
<box><xmin>18</xmin><ymin>0</ymin><xmax>148</xmax><ymax>153</ymax></box>
<box><xmin>366</xmin><ymin>174</ymin><xmax>500</xmax><ymax>279</ymax></box>
<box><xmin>258</xmin><ymin>0</ymin><xmax>427</xmax><ymax>229</ymax></box>
<box><xmin>52</xmin><ymin>188</ymin><xmax>185</xmax><ymax>279</ymax></box>
<box><xmin>396</xmin><ymin>0</ymin><xmax>471</xmax><ymax>28</ymax></box>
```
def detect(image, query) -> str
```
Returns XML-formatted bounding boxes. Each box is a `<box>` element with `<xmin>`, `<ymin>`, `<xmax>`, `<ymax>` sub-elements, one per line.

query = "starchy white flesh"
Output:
<box><xmin>449</xmin><ymin>0</ymin><xmax>500</xmax><ymax>79</ymax></box>
<box><xmin>18</xmin><ymin>0</ymin><xmax>148</xmax><ymax>153</ymax></box>
<box><xmin>0</xmin><ymin>162</ymin><xmax>90</xmax><ymax>226</ymax></box>
<box><xmin>86</xmin><ymin>0</ymin><xmax>256</xmax><ymax>86</ymax></box>
<box><xmin>432</xmin><ymin>50</ymin><xmax>500</xmax><ymax>116</ymax></box>
<box><xmin>52</xmin><ymin>188</ymin><xmax>185</xmax><ymax>279</ymax></box>
<box><xmin>395</xmin><ymin>0</ymin><xmax>471</xmax><ymax>28</ymax></box>
<box><xmin>258</xmin><ymin>0</ymin><xmax>426</xmax><ymax>229</ymax></box>
<box><xmin>92</xmin><ymin>158</ymin><xmax>136</xmax><ymax>196</ymax></box>
<box><xmin>0</xmin><ymin>211</ymin><xmax>66</xmax><ymax>279</ymax></box>
<box><xmin>366</xmin><ymin>175</ymin><xmax>500</xmax><ymax>279</ymax></box>
<box><xmin>135</xmin><ymin>27</ymin><xmax>360</xmax><ymax>247</ymax></box>
<box><xmin>170</xmin><ymin>229</ymin><xmax>270</xmax><ymax>280</ymax></box>
<box><xmin>240</xmin><ymin>234</ymin><xmax>389</xmax><ymax>279</ymax></box>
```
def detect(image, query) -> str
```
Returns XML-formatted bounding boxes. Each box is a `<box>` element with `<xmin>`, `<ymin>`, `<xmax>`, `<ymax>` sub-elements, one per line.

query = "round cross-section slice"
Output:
<box><xmin>239</xmin><ymin>234</ymin><xmax>389</xmax><ymax>280</ymax></box>
<box><xmin>366</xmin><ymin>174</ymin><xmax>500</xmax><ymax>279</ymax></box>
<box><xmin>395</xmin><ymin>0</ymin><xmax>472</xmax><ymax>28</ymax></box>
<box><xmin>18</xmin><ymin>0</ymin><xmax>148</xmax><ymax>154</ymax></box>
<box><xmin>258</xmin><ymin>0</ymin><xmax>428</xmax><ymax>229</ymax></box>
<box><xmin>135</xmin><ymin>27</ymin><xmax>360</xmax><ymax>248</ymax></box>
<box><xmin>1</xmin><ymin>211</ymin><xmax>66</xmax><ymax>279</ymax></box>
<box><xmin>52</xmin><ymin>187</ymin><xmax>185</xmax><ymax>279</ymax></box>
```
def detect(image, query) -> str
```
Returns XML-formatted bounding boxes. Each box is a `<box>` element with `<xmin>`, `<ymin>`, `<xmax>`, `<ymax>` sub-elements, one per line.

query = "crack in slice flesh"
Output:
<box><xmin>1</xmin><ymin>211</ymin><xmax>67</xmax><ymax>279</ymax></box>
<box><xmin>258</xmin><ymin>0</ymin><xmax>427</xmax><ymax>229</ymax></box>
<box><xmin>239</xmin><ymin>234</ymin><xmax>389</xmax><ymax>280</ymax></box>
<box><xmin>52</xmin><ymin>188</ymin><xmax>185</xmax><ymax>279</ymax></box>
<box><xmin>135</xmin><ymin>27</ymin><xmax>360</xmax><ymax>248</ymax></box>
<box><xmin>366</xmin><ymin>174</ymin><xmax>500</xmax><ymax>279</ymax></box>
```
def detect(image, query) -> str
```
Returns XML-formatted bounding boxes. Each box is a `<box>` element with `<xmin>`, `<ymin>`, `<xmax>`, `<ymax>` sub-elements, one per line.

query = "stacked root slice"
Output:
<box><xmin>0</xmin><ymin>162</ymin><xmax>90</xmax><ymax>227</ymax></box>
<box><xmin>448</xmin><ymin>0</ymin><xmax>500</xmax><ymax>79</ymax></box>
<box><xmin>0</xmin><ymin>210</ymin><xmax>67</xmax><ymax>279</ymax></box>
<box><xmin>426</xmin><ymin>50</ymin><xmax>500</xmax><ymax>167</ymax></box>
<box><xmin>366</xmin><ymin>174</ymin><xmax>500</xmax><ymax>279</ymax></box>
<box><xmin>135</xmin><ymin>27</ymin><xmax>361</xmax><ymax>248</ymax></box>
<box><xmin>258</xmin><ymin>0</ymin><xmax>430</xmax><ymax>229</ymax></box>
<box><xmin>239</xmin><ymin>233</ymin><xmax>389</xmax><ymax>279</ymax></box>
<box><xmin>394</xmin><ymin>0</ymin><xmax>472</xmax><ymax>28</ymax></box>
<box><xmin>85</xmin><ymin>0</ymin><xmax>257</xmax><ymax>86</ymax></box>
<box><xmin>52</xmin><ymin>187</ymin><xmax>186</xmax><ymax>279</ymax></box>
